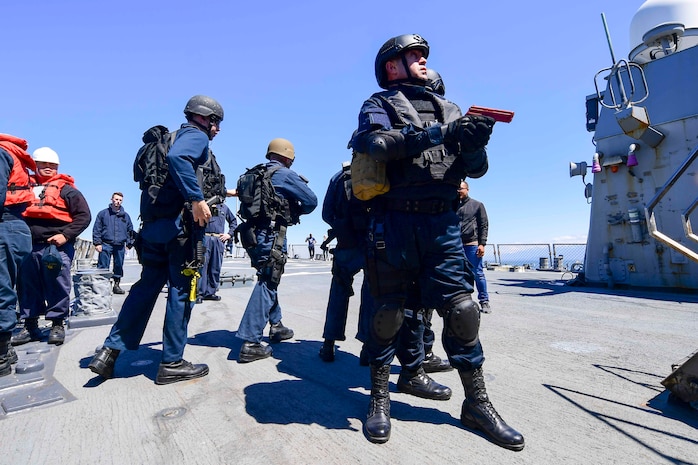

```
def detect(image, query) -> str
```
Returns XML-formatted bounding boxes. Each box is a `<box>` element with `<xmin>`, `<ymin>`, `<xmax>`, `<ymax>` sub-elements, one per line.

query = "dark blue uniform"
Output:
<box><xmin>199</xmin><ymin>203</ymin><xmax>236</xmax><ymax>298</ymax></box>
<box><xmin>93</xmin><ymin>204</ymin><xmax>134</xmax><ymax>279</ymax></box>
<box><xmin>356</xmin><ymin>36</ymin><xmax>523</xmax><ymax>450</ymax></box>
<box><xmin>351</xmin><ymin>84</ymin><xmax>486</xmax><ymax>371</ymax></box>
<box><xmin>320</xmin><ymin>167</ymin><xmax>425</xmax><ymax>371</ymax></box>
<box><xmin>101</xmin><ymin>124</ymin><xmax>210</xmax><ymax>363</ymax></box>
<box><xmin>320</xmin><ymin>168</ymin><xmax>372</xmax><ymax>345</ymax></box>
<box><xmin>236</xmin><ymin>160</ymin><xmax>317</xmax><ymax>344</ymax></box>
<box><xmin>0</xmin><ymin>148</ymin><xmax>32</xmax><ymax>337</ymax></box>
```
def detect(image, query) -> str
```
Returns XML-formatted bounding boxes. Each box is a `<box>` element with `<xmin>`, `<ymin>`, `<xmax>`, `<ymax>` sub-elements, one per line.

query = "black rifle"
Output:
<box><xmin>181</xmin><ymin>196</ymin><xmax>226</xmax><ymax>301</ymax></box>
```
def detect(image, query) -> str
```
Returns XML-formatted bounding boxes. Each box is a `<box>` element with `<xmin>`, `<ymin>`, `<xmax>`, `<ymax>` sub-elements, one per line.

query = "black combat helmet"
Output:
<box><xmin>183</xmin><ymin>95</ymin><xmax>224</xmax><ymax>122</ymax></box>
<box><xmin>426</xmin><ymin>68</ymin><xmax>445</xmax><ymax>96</ymax></box>
<box><xmin>374</xmin><ymin>34</ymin><xmax>429</xmax><ymax>89</ymax></box>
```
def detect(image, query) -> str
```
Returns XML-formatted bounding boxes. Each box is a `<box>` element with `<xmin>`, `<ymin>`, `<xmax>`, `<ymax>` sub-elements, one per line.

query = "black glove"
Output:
<box><xmin>458</xmin><ymin>115</ymin><xmax>494</xmax><ymax>152</ymax></box>
<box><xmin>443</xmin><ymin>118</ymin><xmax>463</xmax><ymax>142</ymax></box>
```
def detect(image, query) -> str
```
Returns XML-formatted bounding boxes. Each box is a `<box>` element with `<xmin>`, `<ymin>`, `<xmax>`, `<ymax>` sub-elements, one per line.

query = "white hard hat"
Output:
<box><xmin>33</xmin><ymin>147</ymin><xmax>60</xmax><ymax>164</ymax></box>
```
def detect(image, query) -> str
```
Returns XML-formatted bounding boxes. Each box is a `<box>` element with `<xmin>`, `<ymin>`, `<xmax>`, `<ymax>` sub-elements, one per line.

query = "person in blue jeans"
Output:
<box><xmin>457</xmin><ymin>181</ymin><xmax>491</xmax><ymax>313</ymax></box>
<box><xmin>236</xmin><ymin>138</ymin><xmax>317</xmax><ymax>363</ymax></box>
<box><xmin>93</xmin><ymin>192</ymin><xmax>134</xmax><ymax>294</ymax></box>
<box><xmin>88</xmin><ymin>95</ymin><xmax>224</xmax><ymax>385</ymax></box>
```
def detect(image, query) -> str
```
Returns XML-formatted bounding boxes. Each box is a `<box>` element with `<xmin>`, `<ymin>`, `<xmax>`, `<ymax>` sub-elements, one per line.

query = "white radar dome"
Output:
<box><xmin>629</xmin><ymin>0</ymin><xmax>698</xmax><ymax>62</ymax></box>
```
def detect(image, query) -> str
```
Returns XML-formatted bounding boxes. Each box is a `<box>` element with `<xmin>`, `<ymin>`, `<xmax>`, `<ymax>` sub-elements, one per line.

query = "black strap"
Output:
<box><xmin>383</xmin><ymin>198</ymin><xmax>448</xmax><ymax>214</ymax></box>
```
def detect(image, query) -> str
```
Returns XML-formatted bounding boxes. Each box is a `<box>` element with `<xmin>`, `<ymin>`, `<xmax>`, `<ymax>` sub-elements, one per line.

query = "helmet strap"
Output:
<box><xmin>400</xmin><ymin>55</ymin><xmax>426</xmax><ymax>87</ymax></box>
<box><xmin>190</xmin><ymin>114</ymin><xmax>214</xmax><ymax>139</ymax></box>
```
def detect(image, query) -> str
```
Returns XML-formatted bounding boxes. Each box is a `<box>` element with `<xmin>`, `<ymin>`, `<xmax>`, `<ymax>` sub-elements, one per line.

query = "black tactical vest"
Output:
<box><xmin>373</xmin><ymin>89</ymin><xmax>465</xmax><ymax>190</ymax></box>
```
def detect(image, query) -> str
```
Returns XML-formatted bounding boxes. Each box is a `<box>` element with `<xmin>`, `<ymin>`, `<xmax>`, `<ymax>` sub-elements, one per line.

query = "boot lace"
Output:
<box><xmin>368</xmin><ymin>396</ymin><xmax>390</xmax><ymax>417</ymax></box>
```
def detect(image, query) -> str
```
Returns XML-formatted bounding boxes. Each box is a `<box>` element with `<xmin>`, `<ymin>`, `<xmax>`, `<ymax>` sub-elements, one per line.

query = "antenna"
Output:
<box><xmin>594</xmin><ymin>12</ymin><xmax>649</xmax><ymax>110</ymax></box>
<box><xmin>601</xmin><ymin>13</ymin><xmax>617</xmax><ymax>65</ymax></box>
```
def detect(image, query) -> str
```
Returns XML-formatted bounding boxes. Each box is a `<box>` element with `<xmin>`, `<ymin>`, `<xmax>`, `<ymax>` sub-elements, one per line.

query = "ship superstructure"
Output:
<box><xmin>571</xmin><ymin>0</ymin><xmax>698</xmax><ymax>289</ymax></box>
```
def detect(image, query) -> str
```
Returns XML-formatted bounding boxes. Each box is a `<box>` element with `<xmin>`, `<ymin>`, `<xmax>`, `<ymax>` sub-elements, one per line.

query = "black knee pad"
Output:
<box><xmin>444</xmin><ymin>295</ymin><xmax>480</xmax><ymax>347</ymax></box>
<box><xmin>371</xmin><ymin>302</ymin><xmax>405</xmax><ymax>344</ymax></box>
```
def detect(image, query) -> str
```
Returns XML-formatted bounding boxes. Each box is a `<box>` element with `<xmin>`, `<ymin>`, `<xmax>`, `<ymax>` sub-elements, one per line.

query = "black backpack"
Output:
<box><xmin>133</xmin><ymin>125</ymin><xmax>176</xmax><ymax>203</ymax></box>
<box><xmin>236</xmin><ymin>163</ymin><xmax>290</xmax><ymax>225</ymax></box>
<box><xmin>133</xmin><ymin>125</ymin><xmax>226</xmax><ymax>203</ymax></box>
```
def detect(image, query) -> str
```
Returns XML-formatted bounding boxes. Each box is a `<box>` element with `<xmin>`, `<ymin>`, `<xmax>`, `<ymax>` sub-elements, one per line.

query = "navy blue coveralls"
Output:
<box><xmin>199</xmin><ymin>202</ymin><xmax>236</xmax><ymax>298</ymax></box>
<box><xmin>351</xmin><ymin>84</ymin><xmax>486</xmax><ymax>372</ymax></box>
<box><xmin>320</xmin><ymin>168</ymin><xmax>373</xmax><ymax>344</ymax></box>
<box><xmin>101</xmin><ymin>124</ymin><xmax>210</xmax><ymax>363</ymax></box>
<box><xmin>0</xmin><ymin>149</ymin><xmax>32</xmax><ymax>335</ymax></box>
<box><xmin>93</xmin><ymin>203</ymin><xmax>134</xmax><ymax>279</ymax></box>
<box><xmin>236</xmin><ymin>160</ymin><xmax>317</xmax><ymax>344</ymax></box>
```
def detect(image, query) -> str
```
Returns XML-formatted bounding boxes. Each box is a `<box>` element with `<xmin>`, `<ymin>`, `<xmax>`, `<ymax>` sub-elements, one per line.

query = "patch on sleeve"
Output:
<box><xmin>365</xmin><ymin>108</ymin><xmax>392</xmax><ymax>129</ymax></box>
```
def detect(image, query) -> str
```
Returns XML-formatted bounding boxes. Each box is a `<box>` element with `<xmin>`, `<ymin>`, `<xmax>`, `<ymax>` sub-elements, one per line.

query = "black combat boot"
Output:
<box><xmin>11</xmin><ymin>318</ymin><xmax>42</xmax><ymax>346</ymax></box>
<box><xmin>364</xmin><ymin>364</ymin><xmax>391</xmax><ymax>443</ymax></box>
<box><xmin>88</xmin><ymin>346</ymin><xmax>121</xmax><ymax>379</ymax></box>
<box><xmin>7</xmin><ymin>345</ymin><xmax>18</xmax><ymax>365</ymax></box>
<box><xmin>0</xmin><ymin>332</ymin><xmax>12</xmax><ymax>377</ymax></box>
<box><xmin>48</xmin><ymin>320</ymin><xmax>65</xmax><ymax>345</ymax></box>
<box><xmin>422</xmin><ymin>352</ymin><xmax>453</xmax><ymax>373</ymax></box>
<box><xmin>397</xmin><ymin>366</ymin><xmax>452</xmax><ymax>400</ymax></box>
<box><xmin>269</xmin><ymin>321</ymin><xmax>294</xmax><ymax>342</ymax></box>
<box><xmin>113</xmin><ymin>278</ymin><xmax>125</xmax><ymax>295</ymax></box>
<box><xmin>318</xmin><ymin>339</ymin><xmax>335</xmax><ymax>362</ymax></box>
<box><xmin>0</xmin><ymin>331</ymin><xmax>17</xmax><ymax>365</ymax></box>
<box><xmin>459</xmin><ymin>367</ymin><xmax>525</xmax><ymax>451</ymax></box>
<box><xmin>155</xmin><ymin>359</ymin><xmax>209</xmax><ymax>385</ymax></box>
<box><xmin>239</xmin><ymin>341</ymin><xmax>273</xmax><ymax>363</ymax></box>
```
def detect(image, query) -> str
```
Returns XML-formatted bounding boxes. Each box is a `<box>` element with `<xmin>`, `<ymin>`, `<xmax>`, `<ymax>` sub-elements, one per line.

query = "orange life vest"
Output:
<box><xmin>0</xmin><ymin>134</ymin><xmax>36</xmax><ymax>207</ymax></box>
<box><xmin>23</xmin><ymin>173</ymin><xmax>75</xmax><ymax>223</ymax></box>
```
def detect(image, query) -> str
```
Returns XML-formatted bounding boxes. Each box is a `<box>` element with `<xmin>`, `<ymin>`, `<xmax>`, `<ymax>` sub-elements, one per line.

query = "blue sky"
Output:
<box><xmin>3</xmin><ymin>0</ymin><xmax>644</xmax><ymax>246</ymax></box>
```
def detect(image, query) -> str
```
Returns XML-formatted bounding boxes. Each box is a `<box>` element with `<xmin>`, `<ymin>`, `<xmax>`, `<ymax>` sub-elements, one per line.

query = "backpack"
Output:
<box><xmin>133</xmin><ymin>125</ymin><xmax>176</xmax><ymax>203</ymax></box>
<box><xmin>236</xmin><ymin>163</ymin><xmax>290</xmax><ymax>225</ymax></box>
<box><xmin>133</xmin><ymin>125</ymin><xmax>226</xmax><ymax>203</ymax></box>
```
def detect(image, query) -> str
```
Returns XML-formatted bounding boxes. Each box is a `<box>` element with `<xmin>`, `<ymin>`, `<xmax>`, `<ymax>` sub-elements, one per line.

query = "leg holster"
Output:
<box><xmin>365</xmin><ymin>216</ymin><xmax>405</xmax><ymax>298</ymax></box>
<box><xmin>268</xmin><ymin>225</ymin><xmax>287</xmax><ymax>285</ymax></box>
<box><xmin>332</xmin><ymin>259</ymin><xmax>356</xmax><ymax>297</ymax></box>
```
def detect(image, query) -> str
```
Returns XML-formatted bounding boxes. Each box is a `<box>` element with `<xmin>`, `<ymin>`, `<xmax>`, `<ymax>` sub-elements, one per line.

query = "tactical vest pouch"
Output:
<box><xmin>236</xmin><ymin>221</ymin><xmax>258</xmax><ymax>250</ymax></box>
<box><xmin>133</xmin><ymin>230</ymin><xmax>143</xmax><ymax>264</ymax></box>
<box><xmin>351</xmin><ymin>151</ymin><xmax>390</xmax><ymax>201</ymax></box>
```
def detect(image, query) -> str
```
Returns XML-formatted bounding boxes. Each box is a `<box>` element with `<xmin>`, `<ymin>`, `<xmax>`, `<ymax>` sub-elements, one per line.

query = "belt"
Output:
<box><xmin>206</xmin><ymin>233</ymin><xmax>223</xmax><ymax>237</ymax></box>
<box><xmin>383</xmin><ymin>198</ymin><xmax>449</xmax><ymax>214</ymax></box>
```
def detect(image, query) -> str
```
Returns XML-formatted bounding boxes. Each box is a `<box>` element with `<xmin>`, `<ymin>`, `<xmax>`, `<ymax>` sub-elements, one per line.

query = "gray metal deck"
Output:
<box><xmin>0</xmin><ymin>258</ymin><xmax>696</xmax><ymax>465</ymax></box>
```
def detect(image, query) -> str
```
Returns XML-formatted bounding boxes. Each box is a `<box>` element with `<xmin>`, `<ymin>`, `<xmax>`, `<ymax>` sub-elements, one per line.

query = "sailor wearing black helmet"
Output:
<box><xmin>350</xmin><ymin>34</ymin><xmax>523</xmax><ymax>451</ymax></box>
<box><xmin>89</xmin><ymin>95</ymin><xmax>224</xmax><ymax>385</ymax></box>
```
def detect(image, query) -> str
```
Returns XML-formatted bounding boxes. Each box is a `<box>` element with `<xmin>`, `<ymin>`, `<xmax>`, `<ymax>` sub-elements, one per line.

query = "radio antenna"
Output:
<box><xmin>601</xmin><ymin>12</ymin><xmax>617</xmax><ymax>64</ymax></box>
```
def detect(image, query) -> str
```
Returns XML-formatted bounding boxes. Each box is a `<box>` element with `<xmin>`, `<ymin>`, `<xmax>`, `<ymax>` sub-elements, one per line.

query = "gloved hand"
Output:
<box><xmin>442</xmin><ymin>118</ymin><xmax>463</xmax><ymax>142</ymax></box>
<box><xmin>458</xmin><ymin>115</ymin><xmax>495</xmax><ymax>152</ymax></box>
